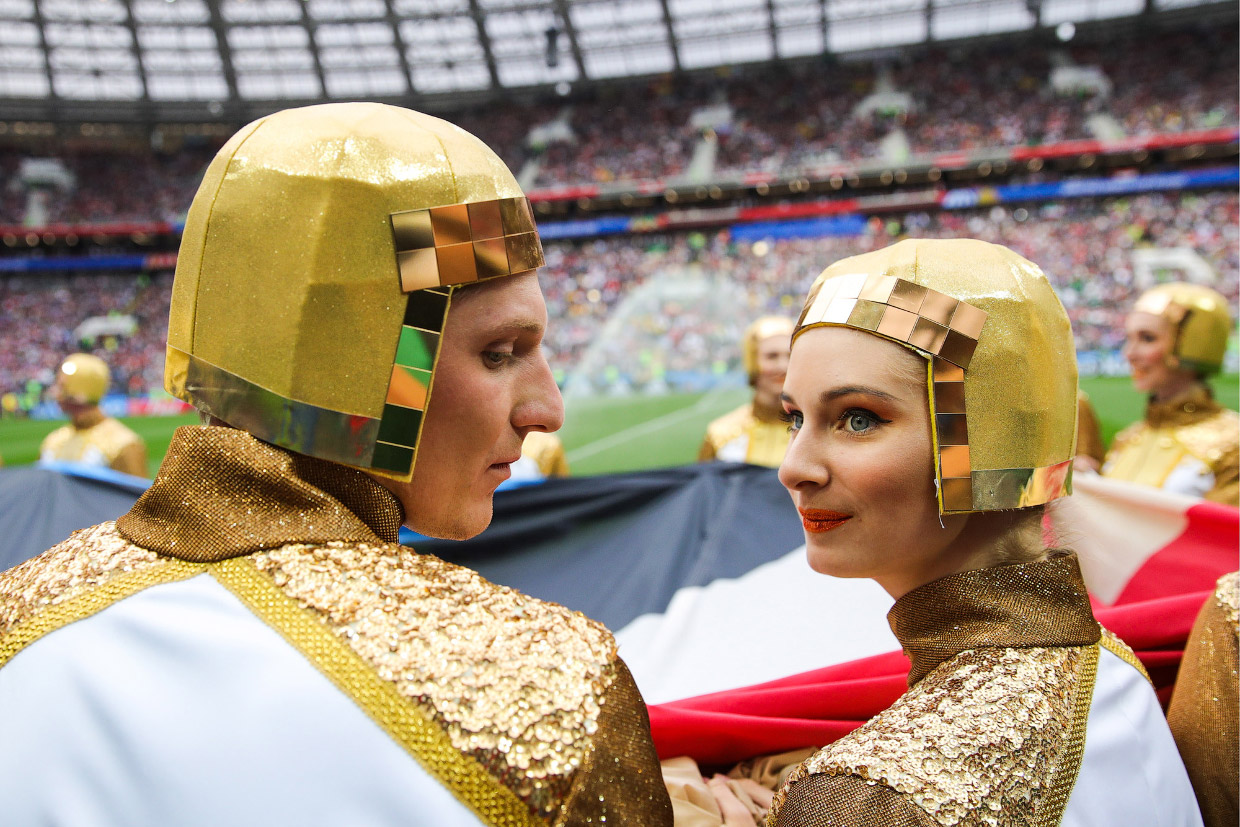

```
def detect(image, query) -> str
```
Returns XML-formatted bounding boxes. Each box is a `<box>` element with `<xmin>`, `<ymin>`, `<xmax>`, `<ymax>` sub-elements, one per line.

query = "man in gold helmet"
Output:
<box><xmin>1103</xmin><ymin>282</ymin><xmax>1238</xmax><ymax>505</ymax></box>
<box><xmin>38</xmin><ymin>352</ymin><xmax>148</xmax><ymax>477</ymax></box>
<box><xmin>0</xmin><ymin>103</ymin><xmax>671</xmax><ymax>826</ymax></box>
<box><xmin>698</xmin><ymin>316</ymin><xmax>795</xmax><ymax>467</ymax></box>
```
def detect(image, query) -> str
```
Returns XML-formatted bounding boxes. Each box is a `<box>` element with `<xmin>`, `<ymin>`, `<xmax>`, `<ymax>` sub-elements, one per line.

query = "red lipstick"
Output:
<box><xmin>800</xmin><ymin>509</ymin><xmax>852</xmax><ymax>533</ymax></box>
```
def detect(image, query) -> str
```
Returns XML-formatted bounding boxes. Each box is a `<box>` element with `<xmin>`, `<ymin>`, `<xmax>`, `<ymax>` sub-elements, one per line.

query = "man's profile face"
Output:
<box><xmin>370</xmin><ymin>271</ymin><xmax>564</xmax><ymax>539</ymax></box>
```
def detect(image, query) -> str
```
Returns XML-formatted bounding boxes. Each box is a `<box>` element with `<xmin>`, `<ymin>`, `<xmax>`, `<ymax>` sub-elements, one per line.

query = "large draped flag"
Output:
<box><xmin>2</xmin><ymin>462</ymin><xmax>1235</xmax><ymax>767</ymax></box>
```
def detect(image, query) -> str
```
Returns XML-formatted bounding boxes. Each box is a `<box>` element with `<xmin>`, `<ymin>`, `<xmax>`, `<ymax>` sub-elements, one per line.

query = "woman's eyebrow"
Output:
<box><xmin>820</xmin><ymin>386</ymin><xmax>900</xmax><ymax>404</ymax></box>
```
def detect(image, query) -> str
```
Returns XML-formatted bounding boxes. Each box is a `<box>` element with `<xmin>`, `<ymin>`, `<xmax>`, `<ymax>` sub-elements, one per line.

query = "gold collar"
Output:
<box><xmin>1146</xmin><ymin>384</ymin><xmax>1223</xmax><ymax>429</ymax></box>
<box><xmin>888</xmin><ymin>553</ymin><xmax>1099</xmax><ymax>686</ymax></box>
<box><xmin>117</xmin><ymin>426</ymin><xmax>404</xmax><ymax>562</ymax></box>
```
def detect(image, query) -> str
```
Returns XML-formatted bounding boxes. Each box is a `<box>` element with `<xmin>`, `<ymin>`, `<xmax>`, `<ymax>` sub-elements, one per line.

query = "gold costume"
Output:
<box><xmin>766</xmin><ymin>240</ymin><xmax>1198</xmax><ymax>826</ymax></box>
<box><xmin>1167</xmin><ymin>572</ymin><xmax>1239</xmax><ymax>827</ymax></box>
<box><xmin>521</xmin><ymin>431</ymin><xmax>570</xmax><ymax>477</ymax></box>
<box><xmin>698</xmin><ymin>404</ymin><xmax>791</xmax><ymax>467</ymax></box>
<box><xmin>39</xmin><ymin>417</ymin><xmax>144</xmax><ymax>472</ymax></box>
<box><xmin>768</xmin><ymin>555</ymin><xmax>1122</xmax><ymax>827</ymax></box>
<box><xmin>1105</xmin><ymin>282</ymin><xmax>1239</xmax><ymax>505</ymax></box>
<box><xmin>1103</xmin><ymin>388</ymin><xmax>1239</xmax><ymax>506</ymax></box>
<box><xmin>699</xmin><ymin>316</ymin><xmax>795</xmax><ymax>468</ymax></box>
<box><xmin>0</xmin><ymin>104</ymin><xmax>672</xmax><ymax>826</ymax></box>
<box><xmin>2</xmin><ymin>427</ymin><xmax>669</xmax><ymax>825</ymax></box>
<box><xmin>40</xmin><ymin>353</ymin><xmax>146</xmax><ymax>476</ymax></box>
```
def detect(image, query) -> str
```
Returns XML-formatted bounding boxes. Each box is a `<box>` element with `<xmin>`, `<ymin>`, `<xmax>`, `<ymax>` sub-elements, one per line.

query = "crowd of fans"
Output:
<box><xmin>4</xmin><ymin>189</ymin><xmax>1231</xmax><ymax>408</ymax></box>
<box><xmin>0</xmin><ymin>24</ymin><xmax>1235</xmax><ymax>228</ymax></box>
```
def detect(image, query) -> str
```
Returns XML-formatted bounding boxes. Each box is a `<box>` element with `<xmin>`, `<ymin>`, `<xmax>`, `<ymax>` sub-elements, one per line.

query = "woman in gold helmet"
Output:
<box><xmin>765</xmin><ymin>239</ymin><xmax>1201</xmax><ymax>826</ymax></box>
<box><xmin>1102</xmin><ymin>283</ymin><xmax>1238</xmax><ymax>506</ymax></box>
<box><xmin>0</xmin><ymin>103</ymin><xmax>671</xmax><ymax>826</ymax></box>
<box><xmin>38</xmin><ymin>352</ymin><xmax>148</xmax><ymax>477</ymax></box>
<box><xmin>699</xmin><ymin>316</ymin><xmax>795</xmax><ymax>467</ymax></box>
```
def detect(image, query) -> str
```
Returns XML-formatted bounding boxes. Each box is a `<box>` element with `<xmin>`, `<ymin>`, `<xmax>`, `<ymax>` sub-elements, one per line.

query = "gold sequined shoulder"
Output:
<box><xmin>706</xmin><ymin>404</ymin><xmax>755</xmax><ymax>448</ymax></box>
<box><xmin>1216</xmin><ymin>572</ymin><xmax>1239</xmax><ymax>628</ymax></box>
<box><xmin>1174</xmin><ymin>409</ymin><xmax>1240</xmax><ymax>469</ymax></box>
<box><xmin>769</xmin><ymin>645</ymin><xmax>1098</xmax><ymax>827</ymax></box>
<box><xmin>1098</xmin><ymin>626</ymin><xmax>1152</xmax><ymax>684</ymax></box>
<box><xmin>0</xmin><ymin>522</ymin><xmax>205</xmax><ymax>667</ymax></box>
<box><xmin>245</xmin><ymin>541</ymin><xmax>619</xmax><ymax>822</ymax></box>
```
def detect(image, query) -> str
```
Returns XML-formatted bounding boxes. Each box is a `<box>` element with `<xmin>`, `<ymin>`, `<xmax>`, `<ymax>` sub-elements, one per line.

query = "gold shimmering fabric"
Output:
<box><xmin>889</xmin><ymin>554</ymin><xmax>1099</xmax><ymax>686</ymax></box>
<box><xmin>117</xmin><ymin>426</ymin><xmax>403</xmax><ymax>561</ymax></box>
<box><xmin>556</xmin><ymin>658</ymin><xmax>675</xmax><ymax>825</ymax></box>
<box><xmin>1133</xmin><ymin>283</ymin><xmax>1232</xmax><ymax>375</ymax></box>
<box><xmin>1167</xmin><ymin>572</ymin><xmax>1239</xmax><ymax>827</ymax></box>
<box><xmin>768</xmin><ymin>554</ymin><xmax>1102</xmax><ymax>827</ymax></box>
<box><xmin>39</xmin><ymin>417</ymin><xmax>145</xmax><ymax>469</ymax></box>
<box><xmin>168</xmin><ymin>102</ymin><xmax>539</xmax><ymax>481</ymax></box>
<box><xmin>698</xmin><ymin>403</ymin><xmax>792</xmax><ymax>468</ymax></box>
<box><xmin>0</xmin><ymin>522</ymin><xmax>205</xmax><ymax>667</ymax></box>
<box><xmin>1104</xmin><ymin>385</ymin><xmax>1240</xmax><ymax>506</ymax></box>
<box><xmin>9</xmin><ymin>426</ymin><xmax>672</xmax><ymax>826</ymax></box>
<box><xmin>793</xmin><ymin>239</ymin><xmax>1077</xmax><ymax>514</ymax></box>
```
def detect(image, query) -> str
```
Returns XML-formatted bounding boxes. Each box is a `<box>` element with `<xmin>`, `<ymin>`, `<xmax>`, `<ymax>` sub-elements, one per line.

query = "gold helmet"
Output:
<box><xmin>741</xmin><ymin>316</ymin><xmax>795</xmax><ymax>381</ymax></box>
<box><xmin>794</xmin><ymin>238</ymin><xmax>1077</xmax><ymax>515</ymax></box>
<box><xmin>57</xmin><ymin>353</ymin><xmax>110</xmax><ymax>405</ymax></box>
<box><xmin>1133</xmin><ymin>282</ymin><xmax>1231</xmax><ymax>376</ymax></box>
<box><xmin>166</xmin><ymin>103</ymin><xmax>543</xmax><ymax>481</ymax></box>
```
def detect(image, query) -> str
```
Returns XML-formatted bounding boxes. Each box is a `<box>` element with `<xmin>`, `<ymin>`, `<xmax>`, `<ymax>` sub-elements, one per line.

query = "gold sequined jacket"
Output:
<box><xmin>698</xmin><ymin>403</ymin><xmax>791</xmax><ymax>468</ymax></box>
<box><xmin>767</xmin><ymin>554</ymin><xmax>1139</xmax><ymax>827</ymax></box>
<box><xmin>1103</xmin><ymin>386</ymin><xmax>1240</xmax><ymax>506</ymax></box>
<box><xmin>1168</xmin><ymin>572</ymin><xmax>1239</xmax><ymax>827</ymax></box>
<box><xmin>0</xmin><ymin>426</ymin><xmax>672</xmax><ymax>827</ymax></box>
<box><xmin>39</xmin><ymin>416</ymin><xmax>144</xmax><ymax>471</ymax></box>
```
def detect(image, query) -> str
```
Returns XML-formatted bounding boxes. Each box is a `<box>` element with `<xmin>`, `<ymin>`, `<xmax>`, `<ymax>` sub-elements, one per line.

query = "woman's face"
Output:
<box><xmin>778</xmin><ymin>326</ymin><xmax>969</xmax><ymax>599</ymax></box>
<box><xmin>1122</xmin><ymin>310</ymin><xmax>1185</xmax><ymax>395</ymax></box>
<box><xmin>752</xmin><ymin>333</ymin><xmax>791</xmax><ymax>407</ymax></box>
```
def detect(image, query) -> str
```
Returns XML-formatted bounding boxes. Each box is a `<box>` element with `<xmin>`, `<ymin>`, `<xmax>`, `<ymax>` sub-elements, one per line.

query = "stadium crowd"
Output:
<box><xmin>0</xmin><ymin>25</ymin><xmax>1234</xmax><ymax>228</ymax></box>
<box><xmin>2</xmin><ymin>190</ymin><xmax>1234</xmax><ymax>406</ymax></box>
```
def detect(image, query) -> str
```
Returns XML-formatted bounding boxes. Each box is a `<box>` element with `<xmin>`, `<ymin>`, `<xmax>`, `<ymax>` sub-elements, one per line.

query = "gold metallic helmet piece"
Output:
<box><xmin>742</xmin><ymin>316</ymin><xmax>795</xmax><ymax>380</ymax></box>
<box><xmin>794</xmin><ymin>238</ymin><xmax>1077</xmax><ymax>515</ymax></box>
<box><xmin>1133</xmin><ymin>282</ymin><xmax>1231</xmax><ymax>376</ymax></box>
<box><xmin>57</xmin><ymin>353</ymin><xmax>110</xmax><ymax>405</ymax></box>
<box><xmin>166</xmin><ymin>102</ymin><xmax>544</xmax><ymax>481</ymax></box>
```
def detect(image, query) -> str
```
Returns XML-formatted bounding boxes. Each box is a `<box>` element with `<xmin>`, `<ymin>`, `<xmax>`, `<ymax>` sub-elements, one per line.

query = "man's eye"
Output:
<box><xmin>483</xmin><ymin>351</ymin><xmax>508</xmax><ymax>366</ymax></box>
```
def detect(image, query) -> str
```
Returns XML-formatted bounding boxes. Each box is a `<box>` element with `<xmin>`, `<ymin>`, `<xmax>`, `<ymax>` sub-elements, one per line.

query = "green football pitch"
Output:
<box><xmin>2</xmin><ymin>375</ymin><xmax>1237</xmax><ymax>478</ymax></box>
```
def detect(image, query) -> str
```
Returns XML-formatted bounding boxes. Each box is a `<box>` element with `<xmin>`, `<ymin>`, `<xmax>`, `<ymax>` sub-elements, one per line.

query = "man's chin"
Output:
<box><xmin>408</xmin><ymin>504</ymin><xmax>493</xmax><ymax>542</ymax></box>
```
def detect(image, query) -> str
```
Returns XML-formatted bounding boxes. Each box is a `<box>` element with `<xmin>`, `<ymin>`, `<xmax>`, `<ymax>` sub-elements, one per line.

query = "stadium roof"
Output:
<box><xmin>0</xmin><ymin>0</ymin><xmax>1229</xmax><ymax>122</ymax></box>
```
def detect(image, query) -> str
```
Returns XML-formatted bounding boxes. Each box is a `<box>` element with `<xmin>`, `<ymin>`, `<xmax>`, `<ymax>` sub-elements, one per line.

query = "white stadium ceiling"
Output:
<box><xmin>0</xmin><ymin>0</ymin><xmax>1225</xmax><ymax>110</ymax></box>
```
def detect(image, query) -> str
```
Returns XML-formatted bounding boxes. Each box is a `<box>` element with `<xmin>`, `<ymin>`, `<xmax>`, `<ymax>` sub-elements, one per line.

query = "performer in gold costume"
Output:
<box><xmin>699</xmin><ymin>316</ymin><xmax>795</xmax><ymax>467</ymax></box>
<box><xmin>512</xmin><ymin>430</ymin><xmax>570</xmax><ymax>480</ymax></box>
<box><xmin>39</xmin><ymin>353</ymin><xmax>147</xmax><ymax>477</ymax></box>
<box><xmin>1167</xmin><ymin>572</ymin><xmax>1239</xmax><ymax>827</ymax></box>
<box><xmin>1103</xmin><ymin>283</ymin><xmax>1238</xmax><ymax>505</ymax></box>
<box><xmin>0</xmin><ymin>104</ymin><xmax>671</xmax><ymax>827</ymax></box>
<box><xmin>765</xmin><ymin>239</ymin><xmax>1201</xmax><ymax>826</ymax></box>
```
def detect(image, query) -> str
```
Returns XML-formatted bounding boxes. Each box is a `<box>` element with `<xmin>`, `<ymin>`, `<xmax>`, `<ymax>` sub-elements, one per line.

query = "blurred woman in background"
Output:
<box><xmin>1102</xmin><ymin>283</ymin><xmax>1238</xmax><ymax>506</ymax></box>
<box><xmin>766</xmin><ymin>239</ymin><xmax>1201</xmax><ymax>826</ymax></box>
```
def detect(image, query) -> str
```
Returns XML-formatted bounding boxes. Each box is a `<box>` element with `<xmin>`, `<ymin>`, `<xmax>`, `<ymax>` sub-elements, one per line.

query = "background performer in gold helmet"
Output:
<box><xmin>0</xmin><ymin>103</ymin><xmax>671</xmax><ymax>827</ymax></box>
<box><xmin>38</xmin><ymin>352</ymin><xmax>147</xmax><ymax>477</ymax></box>
<box><xmin>765</xmin><ymin>239</ymin><xmax>1201</xmax><ymax>826</ymax></box>
<box><xmin>1102</xmin><ymin>282</ymin><xmax>1238</xmax><ymax>505</ymax></box>
<box><xmin>699</xmin><ymin>316</ymin><xmax>795</xmax><ymax>467</ymax></box>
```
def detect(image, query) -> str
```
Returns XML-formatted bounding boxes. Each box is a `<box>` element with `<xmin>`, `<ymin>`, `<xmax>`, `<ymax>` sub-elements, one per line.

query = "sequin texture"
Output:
<box><xmin>251</xmin><ymin>541</ymin><xmax>618</xmax><ymax>819</ymax></box>
<box><xmin>773</xmin><ymin>646</ymin><xmax>1088</xmax><ymax>827</ymax></box>
<box><xmin>0</xmin><ymin>522</ymin><xmax>165</xmax><ymax>635</ymax></box>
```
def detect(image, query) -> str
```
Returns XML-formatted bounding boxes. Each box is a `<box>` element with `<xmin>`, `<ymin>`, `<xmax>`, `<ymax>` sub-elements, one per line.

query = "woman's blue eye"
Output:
<box><xmin>842</xmin><ymin>409</ymin><xmax>882</xmax><ymax>433</ymax></box>
<box><xmin>781</xmin><ymin>410</ymin><xmax>803</xmax><ymax>432</ymax></box>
